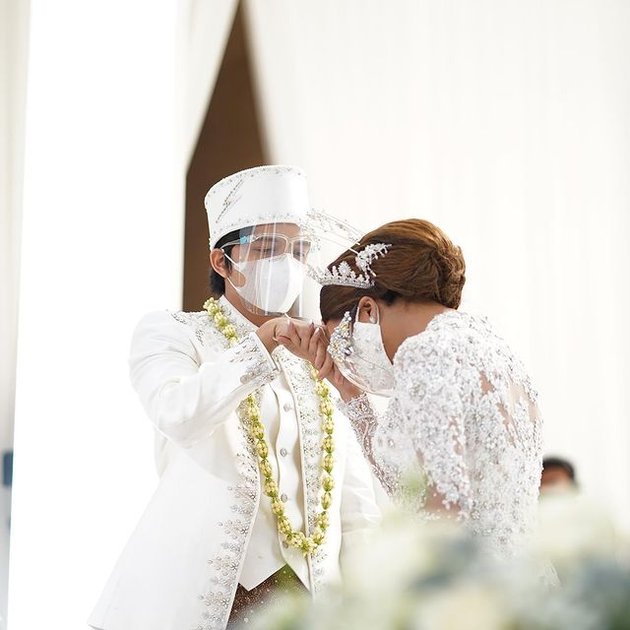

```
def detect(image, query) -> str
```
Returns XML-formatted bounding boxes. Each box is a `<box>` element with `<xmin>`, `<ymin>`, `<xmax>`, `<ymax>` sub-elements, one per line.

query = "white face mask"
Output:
<box><xmin>329</xmin><ymin>304</ymin><xmax>396</xmax><ymax>397</ymax></box>
<box><xmin>226</xmin><ymin>253</ymin><xmax>305</xmax><ymax>315</ymax></box>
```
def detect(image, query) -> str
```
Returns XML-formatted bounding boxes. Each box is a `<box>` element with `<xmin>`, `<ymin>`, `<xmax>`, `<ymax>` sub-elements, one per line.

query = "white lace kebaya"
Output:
<box><xmin>341</xmin><ymin>310</ymin><xmax>543</xmax><ymax>558</ymax></box>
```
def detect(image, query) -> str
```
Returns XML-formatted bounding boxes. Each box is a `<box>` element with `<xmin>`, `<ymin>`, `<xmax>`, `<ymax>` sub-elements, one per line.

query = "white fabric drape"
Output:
<box><xmin>0</xmin><ymin>0</ymin><xmax>30</xmax><ymax>626</ymax></box>
<box><xmin>9</xmin><ymin>2</ymin><xmax>174</xmax><ymax>628</ymax></box>
<box><xmin>9</xmin><ymin>2</ymin><xmax>241</xmax><ymax>627</ymax></box>
<box><xmin>10</xmin><ymin>2</ymin><xmax>240</xmax><ymax>627</ymax></box>
<box><xmin>245</xmin><ymin>0</ymin><xmax>630</xmax><ymax>530</ymax></box>
<box><xmin>178</xmin><ymin>0</ymin><xmax>238</xmax><ymax>164</ymax></box>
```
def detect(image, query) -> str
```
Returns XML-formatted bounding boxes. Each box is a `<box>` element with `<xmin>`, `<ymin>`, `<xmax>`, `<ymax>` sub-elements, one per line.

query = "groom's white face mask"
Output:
<box><xmin>221</xmin><ymin>222</ymin><xmax>311</xmax><ymax>316</ymax></box>
<box><xmin>225</xmin><ymin>253</ymin><xmax>305</xmax><ymax>315</ymax></box>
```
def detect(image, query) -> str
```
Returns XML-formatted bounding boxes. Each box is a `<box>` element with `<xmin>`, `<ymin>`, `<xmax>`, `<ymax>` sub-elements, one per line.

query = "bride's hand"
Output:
<box><xmin>273</xmin><ymin>318</ymin><xmax>324</xmax><ymax>364</ymax></box>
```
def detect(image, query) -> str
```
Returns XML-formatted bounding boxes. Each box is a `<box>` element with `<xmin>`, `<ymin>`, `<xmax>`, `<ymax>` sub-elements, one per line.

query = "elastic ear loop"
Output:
<box><xmin>219</xmin><ymin>249</ymin><xmax>251</xmax><ymax>299</ymax></box>
<box><xmin>355</xmin><ymin>301</ymin><xmax>379</xmax><ymax>325</ymax></box>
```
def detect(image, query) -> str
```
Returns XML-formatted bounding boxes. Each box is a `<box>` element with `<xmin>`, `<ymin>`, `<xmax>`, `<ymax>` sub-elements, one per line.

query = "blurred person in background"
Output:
<box><xmin>538</xmin><ymin>455</ymin><xmax>618</xmax><ymax>576</ymax></box>
<box><xmin>540</xmin><ymin>456</ymin><xmax>577</xmax><ymax>492</ymax></box>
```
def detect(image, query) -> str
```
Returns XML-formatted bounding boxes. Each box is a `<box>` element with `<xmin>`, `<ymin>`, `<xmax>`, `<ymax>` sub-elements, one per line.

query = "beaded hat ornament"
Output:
<box><xmin>205</xmin><ymin>165</ymin><xmax>312</xmax><ymax>249</ymax></box>
<box><xmin>204</xmin><ymin>164</ymin><xmax>368</xmax><ymax>282</ymax></box>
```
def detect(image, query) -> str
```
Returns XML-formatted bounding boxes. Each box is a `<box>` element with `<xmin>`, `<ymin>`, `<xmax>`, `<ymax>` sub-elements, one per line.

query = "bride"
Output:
<box><xmin>277</xmin><ymin>218</ymin><xmax>543</xmax><ymax>559</ymax></box>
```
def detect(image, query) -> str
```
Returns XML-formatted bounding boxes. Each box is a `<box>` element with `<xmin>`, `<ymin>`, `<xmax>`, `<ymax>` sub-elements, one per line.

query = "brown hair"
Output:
<box><xmin>320</xmin><ymin>218</ymin><xmax>466</xmax><ymax>322</ymax></box>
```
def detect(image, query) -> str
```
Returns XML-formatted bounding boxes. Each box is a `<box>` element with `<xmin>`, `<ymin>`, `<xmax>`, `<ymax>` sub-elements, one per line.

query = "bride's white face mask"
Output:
<box><xmin>328</xmin><ymin>302</ymin><xmax>395</xmax><ymax>397</ymax></box>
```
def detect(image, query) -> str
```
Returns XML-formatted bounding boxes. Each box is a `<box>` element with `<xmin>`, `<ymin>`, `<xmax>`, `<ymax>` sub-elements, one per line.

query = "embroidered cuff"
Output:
<box><xmin>228</xmin><ymin>332</ymin><xmax>279</xmax><ymax>387</ymax></box>
<box><xmin>338</xmin><ymin>393</ymin><xmax>379</xmax><ymax>450</ymax></box>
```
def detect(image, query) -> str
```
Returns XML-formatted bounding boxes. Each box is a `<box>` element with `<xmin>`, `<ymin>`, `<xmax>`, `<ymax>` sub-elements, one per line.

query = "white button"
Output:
<box><xmin>240</xmin><ymin>373</ymin><xmax>252</xmax><ymax>384</ymax></box>
<box><xmin>283</xmin><ymin>402</ymin><xmax>293</xmax><ymax>412</ymax></box>
<box><xmin>280</xmin><ymin>448</ymin><xmax>288</xmax><ymax>457</ymax></box>
<box><xmin>281</xmin><ymin>493</ymin><xmax>288</xmax><ymax>502</ymax></box>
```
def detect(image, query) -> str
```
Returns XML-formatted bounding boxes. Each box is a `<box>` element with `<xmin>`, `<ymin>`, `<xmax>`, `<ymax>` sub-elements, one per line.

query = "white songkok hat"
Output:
<box><xmin>204</xmin><ymin>165</ymin><xmax>311</xmax><ymax>248</ymax></box>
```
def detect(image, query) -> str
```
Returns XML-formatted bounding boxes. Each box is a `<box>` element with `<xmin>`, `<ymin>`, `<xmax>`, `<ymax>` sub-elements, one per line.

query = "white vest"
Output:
<box><xmin>88</xmin><ymin>298</ymin><xmax>380</xmax><ymax>630</ymax></box>
<box><xmin>239</xmin><ymin>371</ymin><xmax>307</xmax><ymax>590</ymax></box>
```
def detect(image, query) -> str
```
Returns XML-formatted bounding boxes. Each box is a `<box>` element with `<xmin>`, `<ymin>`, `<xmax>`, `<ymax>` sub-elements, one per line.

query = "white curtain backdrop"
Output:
<box><xmin>9</xmin><ymin>1</ymin><xmax>185</xmax><ymax>628</ymax></box>
<box><xmin>0</xmin><ymin>0</ymin><xmax>30</xmax><ymax>626</ymax></box>
<box><xmin>245</xmin><ymin>0</ymin><xmax>630</xmax><ymax>530</ymax></box>
<box><xmin>178</xmin><ymin>0</ymin><xmax>238</xmax><ymax>164</ymax></box>
<box><xmin>9</xmin><ymin>2</ymin><xmax>240</xmax><ymax>627</ymax></box>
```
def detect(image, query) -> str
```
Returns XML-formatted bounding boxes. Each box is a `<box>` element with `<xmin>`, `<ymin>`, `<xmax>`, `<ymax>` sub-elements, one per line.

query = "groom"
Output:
<box><xmin>88</xmin><ymin>165</ymin><xmax>380</xmax><ymax>630</ymax></box>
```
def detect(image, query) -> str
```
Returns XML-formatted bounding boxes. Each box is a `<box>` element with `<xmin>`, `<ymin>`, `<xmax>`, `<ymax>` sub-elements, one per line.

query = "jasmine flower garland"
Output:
<box><xmin>203</xmin><ymin>297</ymin><xmax>335</xmax><ymax>556</ymax></box>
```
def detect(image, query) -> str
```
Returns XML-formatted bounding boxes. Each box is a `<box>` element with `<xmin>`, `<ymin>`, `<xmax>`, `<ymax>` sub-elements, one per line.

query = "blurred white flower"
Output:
<box><xmin>536</xmin><ymin>491</ymin><xmax>618</xmax><ymax>569</ymax></box>
<box><xmin>412</xmin><ymin>583</ymin><xmax>510</xmax><ymax>630</ymax></box>
<box><xmin>244</xmin><ymin>505</ymin><xmax>630</xmax><ymax>630</ymax></box>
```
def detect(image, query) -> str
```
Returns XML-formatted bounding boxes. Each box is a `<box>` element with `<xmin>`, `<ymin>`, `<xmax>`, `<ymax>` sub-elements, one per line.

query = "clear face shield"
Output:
<box><xmin>220</xmin><ymin>222</ymin><xmax>314</xmax><ymax>317</ymax></box>
<box><xmin>220</xmin><ymin>212</ymin><xmax>364</xmax><ymax>318</ymax></box>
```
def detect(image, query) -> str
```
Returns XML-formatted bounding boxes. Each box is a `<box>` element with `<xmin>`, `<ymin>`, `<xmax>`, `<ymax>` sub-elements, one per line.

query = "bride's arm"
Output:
<box><xmin>393</xmin><ymin>339</ymin><xmax>473</xmax><ymax>519</ymax></box>
<box><xmin>339</xmin><ymin>393</ymin><xmax>405</xmax><ymax>497</ymax></box>
<box><xmin>339</xmin><ymin>394</ymin><xmax>378</xmax><ymax>458</ymax></box>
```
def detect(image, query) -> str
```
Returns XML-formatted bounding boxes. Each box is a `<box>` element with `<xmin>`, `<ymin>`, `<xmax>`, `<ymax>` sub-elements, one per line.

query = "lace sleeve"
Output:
<box><xmin>339</xmin><ymin>394</ymin><xmax>378</xmax><ymax>456</ymax></box>
<box><xmin>339</xmin><ymin>394</ymin><xmax>406</xmax><ymax>496</ymax></box>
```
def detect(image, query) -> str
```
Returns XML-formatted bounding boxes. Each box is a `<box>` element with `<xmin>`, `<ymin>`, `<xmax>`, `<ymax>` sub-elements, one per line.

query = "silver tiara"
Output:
<box><xmin>308</xmin><ymin>243</ymin><xmax>391</xmax><ymax>288</ymax></box>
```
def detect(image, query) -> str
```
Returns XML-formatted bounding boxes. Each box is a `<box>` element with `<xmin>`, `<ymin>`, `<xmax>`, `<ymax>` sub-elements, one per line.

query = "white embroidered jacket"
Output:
<box><xmin>88</xmin><ymin>298</ymin><xmax>380</xmax><ymax>630</ymax></box>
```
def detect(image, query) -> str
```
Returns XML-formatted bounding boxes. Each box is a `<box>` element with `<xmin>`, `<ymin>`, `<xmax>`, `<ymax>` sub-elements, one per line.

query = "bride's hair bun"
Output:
<box><xmin>321</xmin><ymin>218</ymin><xmax>466</xmax><ymax>322</ymax></box>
